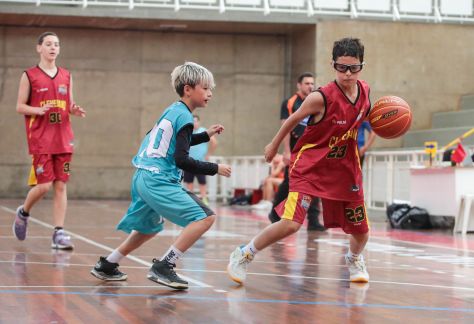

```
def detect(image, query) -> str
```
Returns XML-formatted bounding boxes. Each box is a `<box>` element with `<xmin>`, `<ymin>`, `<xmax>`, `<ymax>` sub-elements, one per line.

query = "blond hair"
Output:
<box><xmin>171</xmin><ymin>62</ymin><xmax>215</xmax><ymax>97</ymax></box>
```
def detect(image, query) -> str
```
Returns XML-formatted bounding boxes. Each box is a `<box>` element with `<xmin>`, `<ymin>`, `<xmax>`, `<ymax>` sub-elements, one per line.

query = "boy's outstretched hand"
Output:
<box><xmin>264</xmin><ymin>142</ymin><xmax>278</xmax><ymax>163</ymax></box>
<box><xmin>207</xmin><ymin>124</ymin><xmax>224</xmax><ymax>137</ymax></box>
<box><xmin>218</xmin><ymin>164</ymin><xmax>232</xmax><ymax>177</ymax></box>
<box><xmin>37</xmin><ymin>103</ymin><xmax>54</xmax><ymax>116</ymax></box>
<box><xmin>70</xmin><ymin>103</ymin><xmax>86</xmax><ymax>117</ymax></box>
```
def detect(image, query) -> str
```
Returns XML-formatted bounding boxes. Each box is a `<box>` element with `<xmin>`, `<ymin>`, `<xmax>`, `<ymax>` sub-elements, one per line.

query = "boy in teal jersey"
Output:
<box><xmin>90</xmin><ymin>62</ymin><xmax>231</xmax><ymax>290</ymax></box>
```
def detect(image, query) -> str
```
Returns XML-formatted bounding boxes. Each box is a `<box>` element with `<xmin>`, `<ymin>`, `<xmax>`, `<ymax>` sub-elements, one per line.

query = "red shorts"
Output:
<box><xmin>275</xmin><ymin>192</ymin><xmax>369</xmax><ymax>234</ymax></box>
<box><xmin>321</xmin><ymin>198</ymin><xmax>369</xmax><ymax>234</ymax></box>
<box><xmin>275</xmin><ymin>192</ymin><xmax>314</xmax><ymax>224</ymax></box>
<box><xmin>28</xmin><ymin>153</ymin><xmax>72</xmax><ymax>185</ymax></box>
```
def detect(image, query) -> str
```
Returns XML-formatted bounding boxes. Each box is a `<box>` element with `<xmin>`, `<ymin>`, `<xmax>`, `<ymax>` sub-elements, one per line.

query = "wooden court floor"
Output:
<box><xmin>1</xmin><ymin>198</ymin><xmax>474</xmax><ymax>323</ymax></box>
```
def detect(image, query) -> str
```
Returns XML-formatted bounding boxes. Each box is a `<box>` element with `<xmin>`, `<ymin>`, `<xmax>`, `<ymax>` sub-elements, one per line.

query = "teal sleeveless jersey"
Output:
<box><xmin>132</xmin><ymin>101</ymin><xmax>193</xmax><ymax>182</ymax></box>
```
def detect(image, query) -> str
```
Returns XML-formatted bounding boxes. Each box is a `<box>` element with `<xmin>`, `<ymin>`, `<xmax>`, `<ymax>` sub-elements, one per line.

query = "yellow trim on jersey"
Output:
<box><xmin>28</xmin><ymin>164</ymin><xmax>37</xmax><ymax>186</ymax></box>
<box><xmin>28</xmin><ymin>116</ymin><xmax>36</xmax><ymax>139</ymax></box>
<box><xmin>282</xmin><ymin>192</ymin><xmax>299</xmax><ymax>220</ymax></box>
<box><xmin>289</xmin><ymin>143</ymin><xmax>317</xmax><ymax>174</ymax></box>
<box><xmin>355</xmin><ymin>143</ymin><xmax>362</xmax><ymax>171</ymax></box>
<box><xmin>363</xmin><ymin>202</ymin><xmax>371</xmax><ymax>229</ymax></box>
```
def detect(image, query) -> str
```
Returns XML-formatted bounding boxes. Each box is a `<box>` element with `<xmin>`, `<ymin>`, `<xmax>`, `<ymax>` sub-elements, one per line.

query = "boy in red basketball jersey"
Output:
<box><xmin>228</xmin><ymin>37</ymin><xmax>371</xmax><ymax>283</ymax></box>
<box><xmin>13</xmin><ymin>32</ymin><xmax>86</xmax><ymax>249</ymax></box>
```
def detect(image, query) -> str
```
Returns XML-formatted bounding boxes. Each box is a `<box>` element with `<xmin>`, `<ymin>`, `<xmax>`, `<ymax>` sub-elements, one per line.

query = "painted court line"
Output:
<box><xmin>1</xmin><ymin>256</ymin><xmax>428</xmax><ymax>275</ymax></box>
<box><xmin>1</xmin><ymin>205</ymin><xmax>212</xmax><ymax>288</ymax></box>
<box><xmin>3</xmin><ymin>257</ymin><xmax>468</xmax><ymax>291</ymax></box>
<box><xmin>370</xmin><ymin>235</ymin><xmax>474</xmax><ymax>253</ymax></box>
<box><xmin>0</xmin><ymin>289</ymin><xmax>472</xmax><ymax>313</ymax></box>
<box><xmin>4</xmin><ymin>205</ymin><xmax>473</xmax><ymax>293</ymax></box>
<box><xmin>0</xmin><ymin>285</ymin><xmax>197</xmax><ymax>289</ymax></box>
<box><xmin>0</xmin><ymin>260</ymin><xmax>157</xmax><ymax>270</ymax></box>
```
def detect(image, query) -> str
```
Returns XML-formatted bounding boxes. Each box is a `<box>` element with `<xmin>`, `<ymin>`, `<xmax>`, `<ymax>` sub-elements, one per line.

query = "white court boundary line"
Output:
<box><xmin>369</xmin><ymin>235</ymin><xmax>474</xmax><ymax>254</ymax></box>
<box><xmin>247</xmin><ymin>272</ymin><xmax>474</xmax><ymax>292</ymax></box>
<box><xmin>4</xmin><ymin>204</ymin><xmax>474</xmax><ymax>292</ymax></box>
<box><xmin>0</xmin><ymin>205</ymin><xmax>212</xmax><ymax>288</ymax></box>
<box><xmin>0</xmin><ymin>257</ymin><xmax>458</xmax><ymax>273</ymax></box>
<box><xmin>326</xmin><ymin>229</ymin><xmax>474</xmax><ymax>254</ymax></box>
<box><xmin>3</xmin><ymin>267</ymin><xmax>471</xmax><ymax>292</ymax></box>
<box><xmin>0</xmin><ymin>285</ymin><xmax>178</xmax><ymax>289</ymax></box>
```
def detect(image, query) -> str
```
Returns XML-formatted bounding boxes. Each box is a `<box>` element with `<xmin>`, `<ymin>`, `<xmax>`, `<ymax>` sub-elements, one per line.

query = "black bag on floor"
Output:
<box><xmin>387</xmin><ymin>203</ymin><xmax>432</xmax><ymax>230</ymax></box>
<box><xmin>429</xmin><ymin>215</ymin><xmax>455</xmax><ymax>229</ymax></box>
<box><xmin>229</xmin><ymin>193</ymin><xmax>252</xmax><ymax>206</ymax></box>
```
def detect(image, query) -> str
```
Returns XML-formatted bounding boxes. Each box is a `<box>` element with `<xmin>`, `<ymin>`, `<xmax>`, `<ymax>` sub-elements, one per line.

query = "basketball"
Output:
<box><xmin>368</xmin><ymin>96</ymin><xmax>412</xmax><ymax>139</ymax></box>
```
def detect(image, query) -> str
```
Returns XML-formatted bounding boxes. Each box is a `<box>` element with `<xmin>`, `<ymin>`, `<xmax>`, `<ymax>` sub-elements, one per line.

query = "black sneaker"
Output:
<box><xmin>90</xmin><ymin>256</ymin><xmax>127</xmax><ymax>281</ymax></box>
<box><xmin>147</xmin><ymin>259</ymin><xmax>188</xmax><ymax>290</ymax></box>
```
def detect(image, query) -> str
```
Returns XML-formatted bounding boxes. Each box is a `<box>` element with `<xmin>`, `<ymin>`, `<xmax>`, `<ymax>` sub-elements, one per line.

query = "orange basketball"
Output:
<box><xmin>368</xmin><ymin>96</ymin><xmax>412</xmax><ymax>139</ymax></box>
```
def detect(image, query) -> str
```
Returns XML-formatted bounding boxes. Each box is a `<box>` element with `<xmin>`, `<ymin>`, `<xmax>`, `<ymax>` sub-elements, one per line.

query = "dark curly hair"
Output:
<box><xmin>332</xmin><ymin>37</ymin><xmax>364</xmax><ymax>62</ymax></box>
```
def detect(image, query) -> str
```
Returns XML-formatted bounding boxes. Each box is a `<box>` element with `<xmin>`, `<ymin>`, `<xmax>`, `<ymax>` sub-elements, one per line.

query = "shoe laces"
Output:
<box><xmin>350</xmin><ymin>257</ymin><xmax>366</xmax><ymax>272</ymax></box>
<box><xmin>152</xmin><ymin>259</ymin><xmax>179</xmax><ymax>277</ymax></box>
<box><xmin>56</xmin><ymin>231</ymin><xmax>71</xmax><ymax>242</ymax></box>
<box><xmin>239</xmin><ymin>252</ymin><xmax>254</xmax><ymax>265</ymax></box>
<box><xmin>99</xmin><ymin>257</ymin><xmax>120</xmax><ymax>272</ymax></box>
<box><xmin>16</xmin><ymin>215</ymin><xmax>28</xmax><ymax>224</ymax></box>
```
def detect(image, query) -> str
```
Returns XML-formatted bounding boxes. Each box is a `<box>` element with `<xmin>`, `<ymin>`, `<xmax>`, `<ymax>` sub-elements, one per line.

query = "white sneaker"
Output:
<box><xmin>251</xmin><ymin>200</ymin><xmax>272</xmax><ymax>210</ymax></box>
<box><xmin>345</xmin><ymin>254</ymin><xmax>369</xmax><ymax>283</ymax></box>
<box><xmin>227</xmin><ymin>246</ymin><xmax>254</xmax><ymax>284</ymax></box>
<box><xmin>250</xmin><ymin>201</ymin><xmax>264</xmax><ymax>209</ymax></box>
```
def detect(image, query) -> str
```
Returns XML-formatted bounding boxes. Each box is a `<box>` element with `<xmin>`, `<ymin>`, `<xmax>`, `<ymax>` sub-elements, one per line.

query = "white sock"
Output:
<box><xmin>241</xmin><ymin>239</ymin><xmax>259</xmax><ymax>257</ymax></box>
<box><xmin>347</xmin><ymin>251</ymin><xmax>360</xmax><ymax>260</ymax></box>
<box><xmin>160</xmin><ymin>245</ymin><xmax>184</xmax><ymax>264</ymax></box>
<box><xmin>107</xmin><ymin>250</ymin><xmax>125</xmax><ymax>264</ymax></box>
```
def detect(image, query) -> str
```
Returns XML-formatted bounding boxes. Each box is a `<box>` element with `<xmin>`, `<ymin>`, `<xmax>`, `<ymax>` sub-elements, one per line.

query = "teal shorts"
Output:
<box><xmin>117</xmin><ymin>169</ymin><xmax>214</xmax><ymax>234</ymax></box>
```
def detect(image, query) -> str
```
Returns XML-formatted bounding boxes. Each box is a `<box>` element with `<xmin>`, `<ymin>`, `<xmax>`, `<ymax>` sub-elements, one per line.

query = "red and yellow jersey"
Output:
<box><xmin>24</xmin><ymin>66</ymin><xmax>74</xmax><ymax>154</ymax></box>
<box><xmin>289</xmin><ymin>80</ymin><xmax>371</xmax><ymax>201</ymax></box>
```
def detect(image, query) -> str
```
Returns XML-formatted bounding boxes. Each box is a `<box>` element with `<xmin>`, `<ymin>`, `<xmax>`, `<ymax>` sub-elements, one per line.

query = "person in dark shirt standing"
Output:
<box><xmin>357</xmin><ymin>120</ymin><xmax>376</xmax><ymax>167</ymax></box>
<box><xmin>268</xmin><ymin>72</ymin><xmax>325</xmax><ymax>231</ymax></box>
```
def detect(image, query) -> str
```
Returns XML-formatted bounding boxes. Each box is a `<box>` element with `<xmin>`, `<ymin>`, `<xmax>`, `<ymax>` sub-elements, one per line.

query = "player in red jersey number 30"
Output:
<box><xmin>13</xmin><ymin>32</ymin><xmax>86</xmax><ymax>250</ymax></box>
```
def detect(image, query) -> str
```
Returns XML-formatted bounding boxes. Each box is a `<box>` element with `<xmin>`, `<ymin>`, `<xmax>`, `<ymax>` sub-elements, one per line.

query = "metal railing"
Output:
<box><xmin>207</xmin><ymin>155</ymin><xmax>268</xmax><ymax>201</ymax></box>
<box><xmin>208</xmin><ymin>146</ymin><xmax>474</xmax><ymax>208</ymax></box>
<box><xmin>0</xmin><ymin>0</ymin><xmax>473</xmax><ymax>24</ymax></box>
<box><xmin>364</xmin><ymin>146</ymin><xmax>474</xmax><ymax>210</ymax></box>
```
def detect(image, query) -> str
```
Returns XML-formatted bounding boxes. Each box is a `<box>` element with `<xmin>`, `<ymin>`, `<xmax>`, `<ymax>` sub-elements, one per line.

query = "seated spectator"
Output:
<box><xmin>252</xmin><ymin>154</ymin><xmax>285</xmax><ymax>210</ymax></box>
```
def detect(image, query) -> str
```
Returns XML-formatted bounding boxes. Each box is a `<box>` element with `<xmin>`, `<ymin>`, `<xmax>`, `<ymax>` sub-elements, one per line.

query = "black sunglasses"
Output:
<box><xmin>333</xmin><ymin>62</ymin><xmax>364</xmax><ymax>73</ymax></box>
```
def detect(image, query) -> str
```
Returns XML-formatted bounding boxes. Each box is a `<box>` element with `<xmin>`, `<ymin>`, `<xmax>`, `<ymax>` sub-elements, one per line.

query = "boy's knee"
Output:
<box><xmin>287</xmin><ymin>221</ymin><xmax>302</xmax><ymax>234</ymax></box>
<box><xmin>37</xmin><ymin>182</ymin><xmax>52</xmax><ymax>194</ymax></box>
<box><xmin>54</xmin><ymin>181</ymin><xmax>66</xmax><ymax>192</ymax></box>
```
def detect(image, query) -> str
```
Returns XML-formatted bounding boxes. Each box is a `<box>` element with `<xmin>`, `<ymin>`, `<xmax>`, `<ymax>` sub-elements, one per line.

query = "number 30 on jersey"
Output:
<box><xmin>143</xmin><ymin>119</ymin><xmax>173</xmax><ymax>158</ymax></box>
